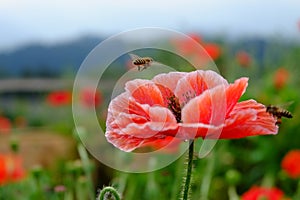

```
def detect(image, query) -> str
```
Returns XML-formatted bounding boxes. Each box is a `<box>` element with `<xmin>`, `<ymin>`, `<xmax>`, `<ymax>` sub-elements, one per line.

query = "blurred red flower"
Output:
<box><xmin>241</xmin><ymin>186</ymin><xmax>285</xmax><ymax>200</ymax></box>
<box><xmin>46</xmin><ymin>91</ymin><xmax>72</xmax><ymax>106</ymax></box>
<box><xmin>281</xmin><ymin>150</ymin><xmax>300</xmax><ymax>179</ymax></box>
<box><xmin>236</xmin><ymin>51</ymin><xmax>252</xmax><ymax>67</ymax></box>
<box><xmin>172</xmin><ymin>33</ymin><xmax>221</xmax><ymax>63</ymax></box>
<box><xmin>274</xmin><ymin>68</ymin><xmax>289</xmax><ymax>90</ymax></box>
<box><xmin>189</xmin><ymin>33</ymin><xmax>202</xmax><ymax>43</ymax></box>
<box><xmin>171</xmin><ymin>33</ymin><xmax>203</xmax><ymax>55</ymax></box>
<box><xmin>0</xmin><ymin>116</ymin><xmax>12</xmax><ymax>134</ymax></box>
<box><xmin>80</xmin><ymin>88</ymin><xmax>103</xmax><ymax>108</ymax></box>
<box><xmin>203</xmin><ymin>43</ymin><xmax>221</xmax><ymax>61</ymax></box>
<box><xmin>105</xmin><ymin>70</ymin><xmax>278</xmax><ymax>152</ymax></box>
<box><xmin>0</xmin><ymin>155</ymin><xmax>6</xmax><ymax>183</ymax></box>
<box><xmin>0</xmin><ymin>154</ymin><xmax>26</xmax><ymax>185</ymax></box>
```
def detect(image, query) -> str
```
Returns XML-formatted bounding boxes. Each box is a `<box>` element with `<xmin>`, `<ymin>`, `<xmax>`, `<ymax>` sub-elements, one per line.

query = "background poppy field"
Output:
<box><xmin>0</xmin><ymin>32</ymin><xmax>300</xmax><ymax>200</ymax></box>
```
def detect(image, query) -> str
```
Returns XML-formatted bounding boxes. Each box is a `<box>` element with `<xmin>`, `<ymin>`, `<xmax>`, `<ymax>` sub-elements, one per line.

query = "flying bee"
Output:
<box><xmin>129</xmin><ymin>54</ymin><xmax>155</xmax><ymax>71</ymax></box>
<box><xmin>266</xmin><ymin>104</ymin><xmax>293</xmax><ymax>125</ymax></box>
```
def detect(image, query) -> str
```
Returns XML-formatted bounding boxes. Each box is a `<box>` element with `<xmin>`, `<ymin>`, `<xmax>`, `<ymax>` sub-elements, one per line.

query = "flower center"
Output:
<box><xmin>167</xmin><ymin>95</ymin><xmax>182</xmax><ymax>123</ymax></box>
<box><xmin>181</xmin><ymin>90</ymin><xmax>196</xmax><ymax>106</ymax></box>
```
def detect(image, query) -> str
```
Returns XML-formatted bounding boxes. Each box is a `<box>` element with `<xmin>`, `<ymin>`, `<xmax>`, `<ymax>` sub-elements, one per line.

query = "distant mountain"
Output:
<box><xmin>0</xmin><ymin>36</ymin><xmax>103</xmax><ymax>77</ymax></box>
<box><xmin>0</xmin><ymin>35</ymin><xmax>295</xmax><ymax>78</ymax></box>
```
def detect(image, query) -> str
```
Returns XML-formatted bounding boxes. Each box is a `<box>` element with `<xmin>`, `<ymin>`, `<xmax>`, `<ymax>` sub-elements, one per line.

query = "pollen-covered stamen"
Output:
<box><xmin>167</xmin><ymin>95</ymin><xmax>182</xmax><ymax>123</ymax></box>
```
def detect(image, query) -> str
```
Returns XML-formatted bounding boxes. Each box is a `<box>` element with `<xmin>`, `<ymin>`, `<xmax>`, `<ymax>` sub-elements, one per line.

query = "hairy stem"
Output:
<box><xmin>182</xmin><ymin>140</ymin><xmax>194</xmax><ymax>200</ymax></box>
<box><xmin>98</xmin><ymin>186</ymin><xmax>121</xmax><ymax>200</ymax></box>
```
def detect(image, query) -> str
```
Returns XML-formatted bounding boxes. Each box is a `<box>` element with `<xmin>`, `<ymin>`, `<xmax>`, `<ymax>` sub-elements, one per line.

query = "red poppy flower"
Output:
<box><xmin>46</xmin><ymin>91</ymin><xmax>72</xmax><ymax>106</ymax></box>
<box><xmin>274</xmin><ymin>68</ymin><xmax>289</xmax><ymax>90</ymax></box>
<box><xmin>0</xmin><ymin>154</ymin><xmax>26</xmax><ymax>185</ymax></box>
<box><xmin>236</xmin><ymin>51</ymin><xmax>252</xmax><ymax>67</ymax></box>
<box><xmin>80</xmin><ymin>88</ymin><xmax>103</xmax><ymax>108</ymax></box>
<box><xmin>241</xmin><ymin>186</ymin><xmax>285</xmax><ymax>200</ymax></box>
<box><xmin>172</xmin><ymin>33</ymin><xmax>221</xmax><ymax>63</ymax></box>
<box><xmin>189</xmin><ymin>33</ymin><xmax>202</xmax><ymax>43</ymax></box>
<box><xmin>171</xmin><ymin>33</ymin><xmax>203</xmax><ymax>55</ymax></box>
<box><xmin>0</xmin><ymin>154</ymin><xmax>7</xmax><ymax>184</ymax></box>
<box><xmin>105</xmin><ymin>70</ymin><xmax>278</xmax><ymax>152</ymax></box>
<box><xmin>0</xmin><ymin>116</ymin><xmax>12</xmax><ymax>134</ymax></box>
<box><xmin>281</xmin><ymin>150</ymin><xmax>300</xmax><ymax>179</ymax></box>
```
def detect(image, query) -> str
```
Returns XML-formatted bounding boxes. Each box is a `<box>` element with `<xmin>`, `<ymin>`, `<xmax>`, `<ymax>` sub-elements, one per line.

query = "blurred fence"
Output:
<box><xmin>0</xmin><ymin>78</ymin><xmax>115</xmax><ymax>93</ymax></box>
<box><xmin>0</xmin><ymin>79</ymin><xmax>72</xmax><ymax>92</ymax></box>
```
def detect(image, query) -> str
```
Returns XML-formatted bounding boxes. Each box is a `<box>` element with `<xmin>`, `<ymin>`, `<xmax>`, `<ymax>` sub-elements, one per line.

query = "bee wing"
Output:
<box><xmin>277</xmin><ymin>101</ymin><xmax>294</xmax><ymax>109</ymax></box>
<box><xmin>129</xmin><ymin>53</ymin><xmax>142</xmax><ymax>60</ymax></box>
<box><xmin>150</xmin><ymin>60</ymin><xmax>165</xmax><ymax>66</ymax></box>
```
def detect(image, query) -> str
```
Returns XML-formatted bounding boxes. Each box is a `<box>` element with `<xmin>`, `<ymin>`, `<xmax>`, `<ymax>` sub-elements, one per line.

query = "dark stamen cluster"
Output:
<box><xmin>182</xmin><ymin>91</ymin><xmax>196</xmax><ymax>106</ymax></box>
<box><xmin>167</xmin><ymin>95</ymin><xmax>182</xmax><ymax>123</ymax></box>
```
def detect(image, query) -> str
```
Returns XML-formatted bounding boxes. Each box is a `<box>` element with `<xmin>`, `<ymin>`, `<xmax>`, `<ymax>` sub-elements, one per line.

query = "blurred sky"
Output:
<box><xmin>1</xmin><ymin>0</ymin><xmax>299</xmax><ymax>51</ymax></box>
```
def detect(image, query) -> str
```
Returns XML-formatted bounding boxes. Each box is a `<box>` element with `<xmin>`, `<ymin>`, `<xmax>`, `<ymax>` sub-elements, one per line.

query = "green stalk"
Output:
<box><xmin>74</xmin><ymin>128</ymin><xmax>94</xmax><ymax>199</ymax></box>
<box><xmin>182</xmin><ymin>140</ymin><xmax>194</xmax><ymax>200</ymax></box>
<box><xmin>294</xmin><ymin>179</ymin><xmax>300</xmax><ymax>200</ymax></box>
<box><xmin>77</xmin><ymin>143</ymin><xmax>94</xmax><ymax>199</ymax></box>
<box><xmin>200</xmin><ymin>151</ymin><xmax>215</xmax><ymax>200</ymax></box>
<box><xmin>228</xmin><ymin>185</ymin><xmax>239</xmax><ymax>200</ymax></box>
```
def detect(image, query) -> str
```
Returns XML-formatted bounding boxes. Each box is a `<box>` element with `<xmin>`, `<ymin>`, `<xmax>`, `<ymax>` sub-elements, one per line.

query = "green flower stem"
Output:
<box><xmin>98</xmin><ymin>186</ymin><xmax>121</xmax><ymax>200</ymax></box>
<box><xmin>74</xmin><ymin>128</ymin><xmax>94</xmax><ymax>199</ymax></box>
<box><xmin>294</xmin><ymin>179</ymin><xmax>300</xmax><ymax>200</ymax></box>
<box><xmin>200</xmin><ymin>151</ymin><xmax>215</xmax><ymax>200</ymax></box>
<box><xmin>77</xmin><ymin>143</ymin><xmax>94</xmax><ymax>199</ymax></box>
<box><xmin>228</xmin><ymin>185</ymin><xmax>239</xmax><ymax>200</ymax></box>
<box><xmin>182</xmin><ymin>140</ymin><xmax>194</xmax><ymax>200</ymax></box>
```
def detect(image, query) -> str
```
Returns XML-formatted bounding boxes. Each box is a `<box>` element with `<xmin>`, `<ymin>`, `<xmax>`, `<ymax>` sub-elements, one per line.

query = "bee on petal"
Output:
<box><xmin>266</xmin><ymin>103</ymin><xmax>293</xmax><ymax>125</ymax></box>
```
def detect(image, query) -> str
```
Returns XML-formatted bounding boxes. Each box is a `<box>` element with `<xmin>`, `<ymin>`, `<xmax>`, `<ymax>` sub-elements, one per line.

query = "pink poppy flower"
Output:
<box><xmin>105</xmin><ymin>70</ymin><xmax>278</xmax><ymax>152</ymax></box>
<box><xmin>241</xmin><ymin>186</ymin><xmax>285</xmax><ymax>200</ymax></box>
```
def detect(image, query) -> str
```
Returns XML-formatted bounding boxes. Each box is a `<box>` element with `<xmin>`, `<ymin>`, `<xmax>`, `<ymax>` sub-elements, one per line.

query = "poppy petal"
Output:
<box><xmin>152</xmin><ymin>71</ymin><xmax>187</xmax><ymax>92</ymax></box>
<box><xmin>220</xmin><ymin>100</ymin><xmax>278</xmax><ymax>139</ymax></box>
<box><xmin>125</xmin><ymin>79</ymin><xmax>166</xmax><ymax>106</ymax></box>
<box><xmin>225</xmin><ymin>77</ymin><xmax>249</xmax><ymax>116</ymax></box>
<box><xmin>182</xmin><ymin>84</ymin><xmax>227</xmax><ymax>125</ymax></box>
<box><xmin>175</xmin><ymin>70</ymin><xmax>228</xmax><ymax>105</ymax></box>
